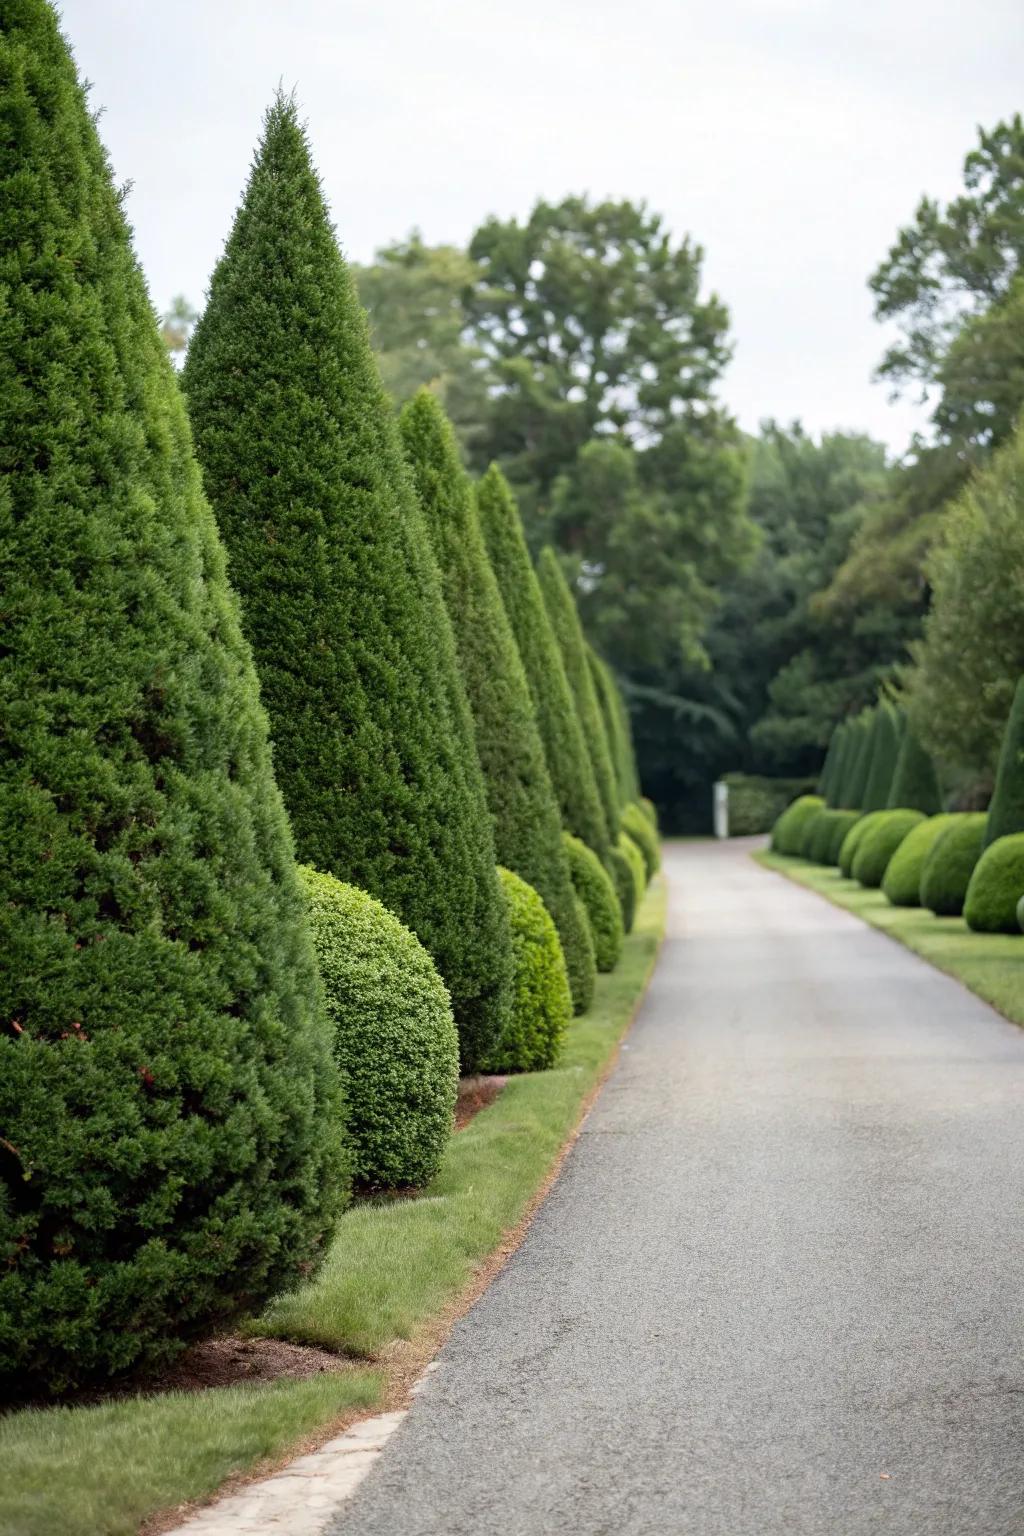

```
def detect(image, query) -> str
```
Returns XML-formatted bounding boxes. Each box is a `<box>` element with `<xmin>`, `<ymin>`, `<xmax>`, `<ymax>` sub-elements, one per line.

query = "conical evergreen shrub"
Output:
<box><xmin>818</xmin><ymin>726</ymin><xmax>842</xmax><ymax>803</ymax></box>
<box><xmin>184</xmin><ymin>99</ymin><xmax>512</xmax><ymax>1070</ymax></box>
<box><xmin>537</xmin><ymin>549</ymin><xmax>621</xmax><ymax>846</ymax></box>
<box><xmin>835</xmin><ymin>714</ymin><xmax>868</xmax><ymax>809</ymax></box>
<box><xmin>0</xmin><ymin>10</ymin><xmax>345</xmax><ymax>1397</ymax></box>
<box><xmin>477</xmin><ymin>466</ymin><xmax>610</xmax><ymax>860</ymax></box>
<box><xmin>826</xmin><ymin>725</ymin><xmax>852</xmax><ymax>808</ymax></box>
<box><xmin>589</xmin><ymin>648</ymin><xmax>640</xmax><ymax>809</ymax></box>
<box><xmin>984</xmin><ymin>675</ymin><xmax>1024</xmax><ymax>847</ymax></box>
<box><xmin>862</xmin><ymin>702</ymin><xmax>902</xmax><ymax>811</ymax></box>
<box><xmin>887</xmin><ymin>723</ymin><xmax>942</xmax><ymax>814</ymax></box>
<box><xmin>397</xmin><ymin>390</ymin><xmax>594</xmax><ymax>1014</ymax></box>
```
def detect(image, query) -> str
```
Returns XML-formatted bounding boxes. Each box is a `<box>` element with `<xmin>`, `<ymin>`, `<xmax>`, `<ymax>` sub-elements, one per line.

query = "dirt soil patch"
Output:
<box><xmin>454</xmin><ymin>1073</ymin><xmax>507</xmax><ymax>1131</ymax></box>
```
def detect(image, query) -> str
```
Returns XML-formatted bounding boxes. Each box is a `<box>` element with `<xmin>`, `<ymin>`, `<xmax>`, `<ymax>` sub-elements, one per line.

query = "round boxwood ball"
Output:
<box><xmin>619</xmin><ymin>832</ymin><xmax>647</xmax><ymax>915</ymax></box>
<box><xmin>563</xmin><ymin>833</ymin><xmax>624</xmax><ymax>971</ymax></box>
<box><xmin>1017</xmin><ymin>893</ymin><xmax>1024</xmax><ymax>933</ymax></box>
<box><xmin>882</xmin><ymin>814</ymin><xmax>956</xmax><ymax>907</ymax></box>
<box><xmin>607</xmin><ymin>843</ymin><xmax>638</xmax><ymax>933</ymax></box>
<box><xmin>798</xmin><ymin>807</ymin><xmax>829</xmax><ymax>860</ymax></box>
<box><xmin>484</xmin><ymin>868</ymin><xmax>572</xmax><ymax>1072</ymax></box>
<box><xmin>964</xmin><ymin>833</ymin><xmax>1024</xmax><ymax>933</ymax></box>
<box><xmin>622</xmin><ymin>801</ymin><xmax>660</xmax><ymax>879</ymax></box>
<box><xmin>299</xmin><ymin>867</ymin><xmax>459</xmax><ymax>1189</ymax></box>
<box><xmin>851</xmin><ymin>809</ymin><xmax>925</xmax><ymax>888</ymax></box>
<box><xmin>771</xmin><ymin>795</ymin><xmax>824</xmax><ymax>856</ymax></box>
<box><xmin>919</xmin><ymin>814</ymin><xmax>988</xmax><ymax>917</ymax></box>
<box><xmin>838</xmin><ymin>811</ymin><xmax>885</xmax><ymax>877</ymax></box>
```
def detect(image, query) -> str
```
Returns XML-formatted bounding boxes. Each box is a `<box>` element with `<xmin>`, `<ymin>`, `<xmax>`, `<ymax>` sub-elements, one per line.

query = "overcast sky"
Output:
<box><xmin>61</xmin><ymin>0</ymin><xmax>1022</xmax><ymax>453</ymax></box>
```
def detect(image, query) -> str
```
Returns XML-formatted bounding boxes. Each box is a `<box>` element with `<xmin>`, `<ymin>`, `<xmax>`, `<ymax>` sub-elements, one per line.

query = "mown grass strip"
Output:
<box><xmin>0</xmin><ymin>874</ymin><xmax>667</xmax><ymax>1536</ymax></box>
<box><xmin>757</xmin><ymin>851</ymin><xmax>1024</xmax><ymax>1028</ymax></box>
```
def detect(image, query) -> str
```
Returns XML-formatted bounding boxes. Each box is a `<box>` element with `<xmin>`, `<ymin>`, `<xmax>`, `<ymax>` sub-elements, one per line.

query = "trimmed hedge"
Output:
<box><xmin>964</xmin><ymin>834</ymin><xmax>1024</xmax><ymax>933</ymax></box>
<box><xmin>862</xmin><ymin>702</ymin><xmax>902</xmax><ymax>812</ymax></box>
<box><xmin>723</xmin><ymin>774</ymin><xmax>819</xmax><ymax>836</ymax></box>
<box><xmin>622</xmin><ymin>801</ymin><xmax>660</xmax><ymax>878</ymax></box>
<box><xmin>0</xmin><ymin>16</ymin><xmax>345</xmax><ymax>1398</ymax></box>
<box><xmin>185</xmin><ymin>98</ymin><xmax>511</xmax><ymax>1071</ymax></box>
<box><xmin>798</xmin><ymin>808</ymin><xmax>829</xmax><ymax>860</ymax></box>
<box><xmin>882</xmin><ymin>814</ymin><xmax>957</xmax><ymax>907</ymax></box>
<box><xmin>984</xmin><ymin>675</ymin><xmax>1024</xmax><ymax>848</ymax></box>
<box><xmin>608</xmin><ymin>843</ymin><xmax>638</xmax><ymax>933</ymax></box>
<box><xmin>398</xmin><ymin>391</ymin><xmax>594</xmax><ymax>1020</ymax></box>
<box><xmin>639</xmin><ymin>797</ymin><xmax>658</xmax><ymax>828</ymax></box>
<box><xmin>299</xmin><ymin>868</ymin><xmax>458</xmax><ymax>1189</ymax></box>
<box><xmin>838</xmin><ymin>811</ymin><xmax>887</xmax><ymax>877</ymax></box>
<box><xmin>618</xmin><ymin>833</ymin><xmax>647</xmax><ymax>918</ymax></box>
<box><xmin>839</xmin><ymin>711</ymin><xmax>874</xmax><ymax>809</ymax></box>
<box><xmin>920</xmin><ymin>814</ymin><xmax>988</xmax><ymax>917</ymax></box>
<box><xmin>563</xmin><ymin>834</ymin><xmax>624</xmax><ymax>972</ymax></box>
<box><xmin>484</xmin><ymin>869</ymin><xmax>573</xmax><ymax>1072</ymax></box>
<box><xmin>851</xmin><ymin>809</ymin><xmax>925</xmax><ymax>889</ymax></box>
<box><xmin>805</xmin><ymin>809</ymin><xmax>860</xmax><ymax>865</ymax></box>
<box><xmin>771</xmin><ymin>795</ymin><xmax>824</xmax><ymax>856</ymax></box>
<box><xmin>887</xmin><ymin>724</ymin><xmax>942</xmax><ymax>815</ymax></box>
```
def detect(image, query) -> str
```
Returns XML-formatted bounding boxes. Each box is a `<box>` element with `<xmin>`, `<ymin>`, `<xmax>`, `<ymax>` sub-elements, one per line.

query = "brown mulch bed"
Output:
<box><xmin>454</xmin><ymin>1073</ymin><xmax>507</xmax><ymax>1131</ymax></box>
<box><xmin>148</xmin><ymin>1334</ymin><xmax>353</xmax><ymax>1392</ymax></box>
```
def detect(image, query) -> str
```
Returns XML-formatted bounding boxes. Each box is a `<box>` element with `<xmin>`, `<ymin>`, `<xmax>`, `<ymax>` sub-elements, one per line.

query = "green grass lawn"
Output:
<box><xmin>0</xmin><ymin>875</ymin><xmax>667</xmax><ymax>1536</ymax></box>
<box><xmin>757</xmin><ymin>850</ymin><xmax>1024</xmax><ymax>1028</ymax></box>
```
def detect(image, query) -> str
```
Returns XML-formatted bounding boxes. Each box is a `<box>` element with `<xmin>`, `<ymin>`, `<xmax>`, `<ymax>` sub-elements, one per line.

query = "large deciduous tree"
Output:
<box><xmin>184</xmin><ymin>97</ymin><xmax>512</xmax><ymax>1070</ymax></box>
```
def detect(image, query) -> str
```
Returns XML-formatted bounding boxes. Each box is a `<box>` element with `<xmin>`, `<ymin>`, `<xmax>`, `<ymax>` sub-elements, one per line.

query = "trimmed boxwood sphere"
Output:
<box><xmin>851</xmin><ymin>810</ymin><xmax>925</xmax><ymax>889</ymax></box>
<box><xmin>882</xmin><ymin>814</ymin><xmax>957</xmax><ymax>907</ymax></box>
<box><xmin>838</xmin><ymin>811</ymin><xmax>886</xmax><ymax>877</ymax></box>
<box><xmin>563</xmin><ymin>834</ymin><xmax>624</xmax><ymax>972</ymax></box>
<box><xmin>798</xmin><ymin>807</ymin><xmax>829</xmax><ymax>860</ymax></box>
<box><xmin>639</xmin><ymin>797</ymin><xmax>658</xmax><ymax>828</ymax></box>
<box><xmin>619</xmin><ymin>833</ymin><xmax>647</xmax><ymax>916</ymax></box>
<box><xmin>299</xmin><ymin>867</ymin><xmax>458</xmax><ymax>1190</ymax></box>
<box><xmin>920</xmin><ymin>814</ymin><xmax>988</xmax><ymax>917</ymax></box>
<box><xmin>964</xmin><ymin>834</ymin><xmax>1024</xmax><ymax>933</ymax></box>
<box><xmin>622</xmin><ymin>801</ymin><xmax>659</xmax><ymax>879</ymax></box>
<box><xmin>808</xmin><ymin>809</ymin><xmax>860</xmax><ymax>866</ymax></box>
<box><xmin>484</xmin><ymin>869</ymin><xmax>572</xmax><ymax>1072</ymax></box>
<box><xmin>771</xmin><ymin>795</ymin><xmax>824</xmax><ymax>855</ymax></box>
<box><xmin>607</xmin><ymin>843</ymin><xmax>638</xmax><ymax>933</ymax></box>
<box><xmin>825</xmin><ymin>812</ymin><xmax>861</xmax><ymax>864</ymax></box>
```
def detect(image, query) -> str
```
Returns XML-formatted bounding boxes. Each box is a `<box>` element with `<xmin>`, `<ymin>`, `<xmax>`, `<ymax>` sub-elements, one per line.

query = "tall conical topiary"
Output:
<box><xmin>398</xmin><ymin>391</ymin><xmax>595</xmax><ymax>1014</ymax></box>
<box><xmin>888</xmin><ymin>722</ymin><xmax>943</xmax><ymax>815</ymax></box>
<box><xmin>477</xmin><ymin>466</ymin><xmax>610</xmax><ymax>860</ymax></box>
<box><xmin>984</xmin><ymin>675</ymin><xmax>1024</xmax><ymax>847</ymax></box>
<box><xmin>862</xmin><ymin>701</ymin><xmax>902</xmax><ymax>812</ymax></box>
<box><xmin>537</xmin><ymin>548</ymin><xmax>621</xmax><ymax>847</ymax></box>
<box><xmin>589</xmin><ymin>647</ymin><xmax>643</xmax><ymax>807</ymax></box>
<box><xmin>823</xmin><ymin>723</ymin><xmax>849</xmax><ymax>808</ymax></box>
<box><xmin>0</xmin><ymin>9</ymin><xmax>345</xmax><ymax>1397</ymax></box>
<box><xmin>841</xmin><ymin>710</ymin><xmax>875</xmax><ymax>810</ymax></box>
<box><xmin>184</xmin><ymin>98</ymin><xmax>511</xmax><ymax>1070</ymax></box>
<box><xmin>819</xmin><ymin>725</ymin><xmax>843</xmax><ymax>805</ymax></box>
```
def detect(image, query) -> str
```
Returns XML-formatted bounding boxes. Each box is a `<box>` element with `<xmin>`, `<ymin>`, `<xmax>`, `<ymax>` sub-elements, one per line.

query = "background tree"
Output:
<box><xmin>184</xmin><ymin>97</ymin><xmax>512</xmax><ymax>1070</ymax></box>
<box><xmin>1</xmin><ymin>16</ymin><xmax>343</xmax><ymax>1395</ymax></box>
<box><xmin>399</xmin><ymin>391</ymin><xmax>595</xmax><ymax>1014</ymax></box>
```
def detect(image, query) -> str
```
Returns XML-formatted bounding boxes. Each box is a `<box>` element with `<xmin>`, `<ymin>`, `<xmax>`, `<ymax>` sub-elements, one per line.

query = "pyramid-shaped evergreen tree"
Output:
<box><xmin>399</xmin><ymin>391</ymin><xmax>594</xmax><ymax>1012</ymax></box>
<box><xmin>984</xmin><ymin>676</ymin><xmax>1024</xmax><ymax>846</ymax></box>
<box><xmin>184</xmin><ymin>98</ymin><xmax>511</xmax><ymax>1068</ymax></box>
<box><xmin>0</xmin><ymin>9</ymin><xmax>344</xmax><ymax>1395</ymax></box>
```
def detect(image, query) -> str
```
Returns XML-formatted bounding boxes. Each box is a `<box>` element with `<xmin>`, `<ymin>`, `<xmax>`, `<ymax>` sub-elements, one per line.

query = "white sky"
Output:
<box><xmin>61</xmin><ymin>0</ymin><xmax>1023</xmax><ymax>454</ymax></box>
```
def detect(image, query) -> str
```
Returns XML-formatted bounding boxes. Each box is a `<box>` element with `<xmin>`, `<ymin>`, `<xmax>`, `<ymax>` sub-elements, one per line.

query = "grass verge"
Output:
<box><xmin>757</xmin><ymin>850</ymin><xmax>1024</xmax><ymax>1028</ymax></box>
<box><xmin>1</xmin><ymin>874</ymin><xmax>667</xmax><ymax>1536</ymax></box>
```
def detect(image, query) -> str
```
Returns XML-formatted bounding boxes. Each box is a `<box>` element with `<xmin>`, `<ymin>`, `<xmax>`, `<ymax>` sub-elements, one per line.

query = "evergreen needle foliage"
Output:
<box><xmin>397</xmin><ymin>391</ymin><xmax>594</xmax><ymax>1015</ymax></box>
<box><xmin>477</xmin><ymin>466</ymin><xmax>610</xmax><ymax>860</ymax></box>
<box><xmin>984</xmin><ymin>675</ymin><xmax>1024</xmax><ymax>847</ymax></box>
<box><xmin>537</xmin><ymin>548</ymin><xmax>621</xmax><ymax>845</ymax></box>
<box><xmin>184</xmin><ymin>98</ymin><xmax>512</xmax><ymax>1069</ymax></box>
<box><xmin>0</xmin><ymin>11</ymin><xmax>345</xmax><ymax>1397</ymax></box>
<box><xmin>840</xmin><ymin>712</ymin><xmax>875</xmax><ymax>810</ymax></box>
<box><xmin>861</xmin><ymin>702</ymin><xmax>902</xmax><ymax>811</ymax></box>
<box><xmin>589</xmin><ymin>648</ymin><xmax>641</xmax><ymax>808</ymax></box>
<box><xmin>887</xmin><ymin>723</ymin><xmax>943</xmax><ymax>815</ymax></box>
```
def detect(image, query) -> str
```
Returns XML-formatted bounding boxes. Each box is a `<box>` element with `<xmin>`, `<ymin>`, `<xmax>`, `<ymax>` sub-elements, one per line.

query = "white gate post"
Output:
<box><xmin>713</xmin><ymin>781</ymin><xmax>729</xmax><ymax>839</ymax></box>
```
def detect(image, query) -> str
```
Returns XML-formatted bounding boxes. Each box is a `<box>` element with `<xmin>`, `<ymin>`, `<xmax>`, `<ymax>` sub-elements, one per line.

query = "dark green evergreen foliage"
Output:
<box><xmin>562</xmin><ymin>835</ymin><xmax>624</xmax><ymax>972</ymax></box>
<box><xmin>477</xmin><ymin>466</ymin><xmax>610</xmax><ymax>860</ymax></box>
<box><xmin>483</xmin><ymin>869</ymin><xmax>572</xmax><ymax>1072</ymax></box>
<box><xmin>984</xmin><ymin>675</ymin><xmax>1024</xmax><ymax>847</ymax></box>
<box><xmin>0</xmin><ymin>11</ymin><xmax>345</xmax><ymax>1396</ymax></box>
<box><xmin>920</xmin><ymin>813</ymin><xmax>988</xmax><ymax>915</ymax></box>
<box><xmin>770</xmin><ymin>795</ymin><xmax>824</xmax><ymax>855</ymax></box>
<box><xmin>861</xmin><ymin>702</ymin><xmax>902</xmax><ymax>811</ymax></box>
<box><xmin>397</xmin><ymin>392</ymin><xmax>593</xmax><ymax>1018</ymax></box>
<box><xmin>851</xmin><ymin>810</ymin><xmax>925</xmax><ymax>888</ymax></box>
<box><xmin>818</xmin><ymin>726</ymin><xmax>843</xmax><ymax>802</ymax></box>
<box><xmin>838</xmin><ymin>810</ymin><xmax>886</xmax><ymax>876</ymax></box>
<box><xmin>607</xmin><ymin>844</ymin><xmax>638</xmax><ymax>932</ymax></box>
<box><xmin>537</xmin><ymin>548</ymin><xmax>621</xmax><ymax>845</ymax></box>
<box><xmin>589</xmin><ymin>649</ymin><xmax>640</xmax><ymax>809</ymax></box>
<box><xmin>887</xmin><ymin>723</ymin><xmax>943</xmax><ymax>814</ymax></box>
<box><xmin>299</xmin><ymin>868</ymin><xmax>457</xmax><ymax>1189</ymax></box>
<box><xmin>622</xmin><ymin>802</ymin><xmax>660</xmax><ymax>877</ymax></box>
<box><xmin>839</xmin><ymin>712</ymin><xmax>875</xmax><ymax>809</ymax></box>
<box><xmin>184</xmin><ymin>99</ymin><xmax>512</xmax><ymax>1070</ymax></box>
<box><xmin>570</xmin><ymin>895</ymin><xmax>597</xmax><ymax>1013</ymax></box>
<box><xmin>882</xmin><ymin>814</ymin><xmax>956</xmax><ymax>906</ymax></box>
<box><xmin>618</xmin><ymin>832</ymin><xmax>647</xmax><ymax>917</ymax></box>
<box><xmin>826</xmin><ymin>726</ymin><xmax>853</xmax><ymax>809</ymax></box>
<box><xmin>964</xmin><ymin>835</ymin><xmax>1024</xmax><ymax>932</ymax></box>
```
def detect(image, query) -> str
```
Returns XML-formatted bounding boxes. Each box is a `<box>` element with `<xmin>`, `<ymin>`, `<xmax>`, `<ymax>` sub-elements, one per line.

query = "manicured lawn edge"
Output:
<box><xmin>756</xmin><ymin>850</ymin><xmax>1024</xmax><ymax>1030</ymax></box>
<box><xmin>1</xmin><ymin>874</ymin><xmax>668</xmax><ymax>1536</ymax></box>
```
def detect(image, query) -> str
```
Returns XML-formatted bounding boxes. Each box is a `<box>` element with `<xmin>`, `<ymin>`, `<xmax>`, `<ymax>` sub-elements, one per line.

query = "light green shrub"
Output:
<box><xmin>562</xmin><ymin>834</ymin><xmax>624</xmax><ymax>972</ymax></box>
<box><xmin>619</xmin><ymin>833</ymin><xmax>647</xmax><ymax>917</ymax></box>
<box><xmin>607</xmin><ymin>844</ymin><xmax>638</xmax><ymax>933</ymax></box>
<box><xmin>484</xmin><ymin>869</ymin><xmax>572</xmax><ymax>1071</ymax></box>
<box><xmin>299</xmin><ymin>868</ymin><xmax>458</xmax><ymax>1189</ymax></box>
<box><xmin>798</xmin><ymin>808</ymin><xmax>829</xmax><ymax>860</ymax></box>
<box><xmin>920</xmin><ymin>814</ymin><xmax>988</xmax><ymax>916</ymax></box>
<box><xmin>964</xmin><ymin>834</ymin><xmax>1024</xmax><ymax>933</ymax></box>
<box><xmin>771</xmin><ymin>794</ymin><xmax>824</xmax><ymax>855</ymax></box>
<box><xmin>882</xmin><ymin>815</ymin><xmax>957</xmax><ymax>907</ymax></box>
<box><xmin>852</xmin><ymin>810</ymin><xmax>925</xmax><ymax>888</ymax></box>
<box><xmin>838</xmin><ymin>811</ymin><xmax>886</xmax><ymax>877</ymax></box>
<box><xmin>639</xmin><ymin>796</ymin><xmax>659</xmax><ymax>828</ymax></box>
<box><xmin>622</xmin><ymin>801</ymin><xmax>660</xmax><ymax>878</ymax></box>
